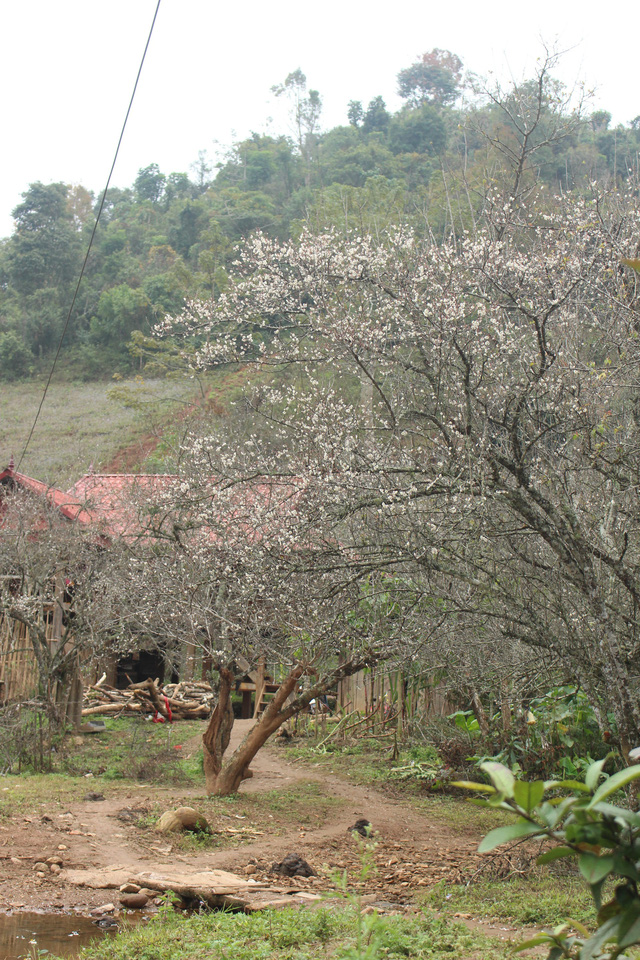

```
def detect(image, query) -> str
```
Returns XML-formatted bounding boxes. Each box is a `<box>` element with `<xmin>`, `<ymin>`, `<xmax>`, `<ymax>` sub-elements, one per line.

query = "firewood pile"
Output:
<box><xmin>82</xmin><ymin>677</ymin><xmax>214</xmax><ymax>721</ymax></box>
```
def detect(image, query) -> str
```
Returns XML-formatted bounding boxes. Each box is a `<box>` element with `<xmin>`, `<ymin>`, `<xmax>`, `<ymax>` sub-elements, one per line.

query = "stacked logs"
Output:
<box><xmin>82</xmin><ymin>677</ymin><xmax>213</xmax><ymax>721</ymax></box>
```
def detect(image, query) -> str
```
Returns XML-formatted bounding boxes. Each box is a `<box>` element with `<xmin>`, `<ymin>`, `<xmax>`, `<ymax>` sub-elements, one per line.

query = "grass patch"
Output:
<box><xmin>426</xmin><ymin>873</ymin><xmax>598</xmax><ymax>928</ymax></box>
<box><xmin>0</xmin><ymin>378</ymin><xmax>195</xmax><ymax>486</ymax></box>
<box><xmin>60</xmin><ymin>901</ymin><xmax>511</xmax><ymax>960</ymax></box>
<box><xmin>284</xmin><ymin>737</ymin><xmax>509</xmax><ymax>835</ymax></box>
<box><xmin>59</xmin><ymin>716</ymin><xmax>204</xmax><ymax>783</ymax></box>
<box><xmin>157</xmin><ymin>781</ymin><xmax>347</xmax><ymax>851</ymax></box>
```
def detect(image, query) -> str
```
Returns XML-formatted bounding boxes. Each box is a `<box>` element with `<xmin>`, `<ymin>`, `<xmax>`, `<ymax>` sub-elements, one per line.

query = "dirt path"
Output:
<box><xmin>0</xmin><ymin>721</ymin><xmax>491</xmax><ymax>922</ymax></box>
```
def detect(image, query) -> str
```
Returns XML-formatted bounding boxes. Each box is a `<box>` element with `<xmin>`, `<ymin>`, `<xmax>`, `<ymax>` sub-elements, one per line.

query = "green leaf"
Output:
<box><xmin>537</xmin><ymin>846</ymin><xmax>575</xmax><ymax>865</ymax></box>
<box><xmin>588</xmin><ymin>764</ymin><xmax>640</xmax><ymax>807</ymax></box>
<box><xmin>585</xmin><ymin>758</ymin><xmax>608</xmax><ymax>791</ymax></box>
<box><xmin>544</xmin><ymin>779</ymin><xmax>591</xmax><ymax>793</ymax></box>
<box><xmin>480</xmin><ymin>761</ymin><xmax>515</xmax><ymax>798</ymax></box>
<box><xmin>580</xmin><ymin>917</ymin><xmax>619</xmax><ymax>960</ymax></box>
<box><xmin>513</xmin><ymin>779</ymin><xmax>545</xmax><ymax>812</ymax></box>
<box><xmin>597</xmin><ymin>898</ymin><xmax>622</xmax><ymax>923</ymax></box>
<box><xmin>478</xmin><ymin>820</ymin><xmax>543</xmax><ymax>853</ymax></box>
<box><xmin>451</xmin><ymin>780</ymin><xmax>496</xmax><ymax>793</ymax></box>
<box><xmin>513</xmin><ymin>934</ymin><xmax>555</xmax><ymax>951</ymax></box>
<box><xmin>617</xmin><ymin>903</ymin><xmax>640</xmax><ymax>948</ymax></box>
<box><xmin>578</xmin><ymin>853</ymin><xmax>615</xmax><ymax>884</ymax></box>
<box><xmin>591</xmin><ymin>801</ymin><xmax>640</xmax><ymax>826</ymax></box>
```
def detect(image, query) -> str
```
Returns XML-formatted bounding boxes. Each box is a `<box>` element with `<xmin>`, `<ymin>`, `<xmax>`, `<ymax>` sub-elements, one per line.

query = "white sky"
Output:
<box><xmin>0</xmin><ymin>0</ymin><xmax>635</xmax><ymax>239</ymax></box>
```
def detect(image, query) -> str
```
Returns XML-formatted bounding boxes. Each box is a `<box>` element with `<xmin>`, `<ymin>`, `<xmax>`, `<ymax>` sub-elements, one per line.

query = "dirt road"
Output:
<box><xmin>0</xmin><ymin>721</ymin><xmax>484</xmax><ymax>915</ymax></box>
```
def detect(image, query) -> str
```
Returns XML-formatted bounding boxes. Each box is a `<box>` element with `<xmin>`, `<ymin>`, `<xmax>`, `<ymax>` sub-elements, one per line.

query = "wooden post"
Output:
<box><xmin>253</xmin><ymin>656</ymin><xmax>266</xmax><ymax>719</ymax></box>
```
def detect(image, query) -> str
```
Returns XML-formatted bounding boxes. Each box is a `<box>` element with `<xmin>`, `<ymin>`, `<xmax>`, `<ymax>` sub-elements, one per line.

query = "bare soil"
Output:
<box><xmin>0</xmin><ymin>720</ymin><xmax>517</xmax><ymax>943</ymax></box>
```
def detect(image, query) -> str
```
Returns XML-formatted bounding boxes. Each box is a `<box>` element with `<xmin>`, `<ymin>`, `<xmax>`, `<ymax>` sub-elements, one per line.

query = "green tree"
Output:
<box><xmin>347</xmin><ymin>100</ymin><xmax>364</xmax><ymax>127</ymax></box>
<box><xmin>0</xmin><ymin>330</ymin><xmax>33</xmax><ymax>380</ymax></box>
<box><xmin>388</xmin><ymin>105</ymin><xmax>447</xmax><ymax>155</ymax></box>
<box><xmin>7</xmin><ymin>182</ymin><xmax>81</xmax><ymax>296</ymax></box>
<box><xmin>134</xmin><ymin>163</ymin><xmax>166</xmax><ymax>204</ymax></box>
<box><xmin>362</xmin><ymin>96</ymin><xmax>391</xmax><ymax>135</ymax></box>
<box><xmin>271</xmin><ymin>69</ymin><xmax>322</xmax><ymax>187</ymax></box>
<box><xmin>89</xmin><ymin>284</ymin><xmax>151</xmax><ymax>348</ymax></box>
<box><xmin>397</xmin><ymin>48</ymin><xmax>463</xmax><ymax>107</ymax></box>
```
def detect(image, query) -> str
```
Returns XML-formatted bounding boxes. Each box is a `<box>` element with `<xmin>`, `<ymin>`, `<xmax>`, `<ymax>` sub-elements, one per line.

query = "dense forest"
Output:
<box><xmin>0</xmin><ymin>50</ymin><xmax>638</xmax><ymax>382</ymax></box>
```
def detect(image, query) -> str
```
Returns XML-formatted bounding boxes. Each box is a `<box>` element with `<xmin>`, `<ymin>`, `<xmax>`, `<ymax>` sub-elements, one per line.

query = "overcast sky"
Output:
<box><xmin>0</xmin><ymin>0</ymin><xmax>634</xmax><ymax>239</ymax></box>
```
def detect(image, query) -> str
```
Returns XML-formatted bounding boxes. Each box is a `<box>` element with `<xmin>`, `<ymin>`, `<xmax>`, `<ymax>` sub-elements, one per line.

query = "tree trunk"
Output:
<box><xmin>469</xmin><ymin>684</ymin><xmax>490</xmax><ymax>738</ymax></box>
<box><xmin>205</xmin><ymin>665</ymin><xmax>303</xmax><ymax>796</ymax></box>
<box><xmin>202</xmin><ymin>668</ymin><xmax>235</xmax><ymax>791</ymax></box>
<box><xmin>204</xmin><ymin>656</ymin><xmax>375</xmax><ymax>796</ymax></box>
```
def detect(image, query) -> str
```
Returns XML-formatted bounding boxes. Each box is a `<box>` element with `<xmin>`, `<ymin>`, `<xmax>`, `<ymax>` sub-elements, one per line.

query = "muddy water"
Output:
<box><xmin>0</xmin><ymin>912</ymin><xmax>122</xmax><ymax>959</ymax></box>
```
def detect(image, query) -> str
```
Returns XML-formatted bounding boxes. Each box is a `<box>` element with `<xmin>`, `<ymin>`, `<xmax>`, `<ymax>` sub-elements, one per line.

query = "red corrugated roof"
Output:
<box><xmin>0</xmin><ymin>466</ymin><xmax>303</xmax><ymax>543</ymax></box>
<box><xmin>0</xmin><ymin>467</ymin><xmax>96</xmax><ymax>525</ymax></box>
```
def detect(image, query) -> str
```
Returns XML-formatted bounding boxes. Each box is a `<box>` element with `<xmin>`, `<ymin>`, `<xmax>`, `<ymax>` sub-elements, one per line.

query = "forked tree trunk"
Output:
<box><xmin>203</xmin><ymin>657</ymin><xmax>373</xmax><ymax>796</ymax></box>
<box><xmin>205</xmin><ymin>665</ymin><xmax>304</xmax><ymax>795</ymax></box>
<box><xmin>202</xmin><ymin>668</ymin><xmax>235</xmax><ymax>790</ymax></box>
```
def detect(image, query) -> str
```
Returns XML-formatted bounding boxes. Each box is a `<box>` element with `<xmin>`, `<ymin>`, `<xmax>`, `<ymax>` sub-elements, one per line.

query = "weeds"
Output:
<box><xmin>50</xmin><ymin>892</ymin><xmax>509</xmax><ymax>960</ymax></box>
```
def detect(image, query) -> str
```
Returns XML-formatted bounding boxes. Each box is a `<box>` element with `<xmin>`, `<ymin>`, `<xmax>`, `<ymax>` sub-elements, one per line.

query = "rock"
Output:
<box><xmin>120</xmin><ymin>882</ymin><xmax>141</xmax><ymax>894</ymax></box>
<box><xmin>349</xmin><ymin>819</ymin><xmax>372</xmax><ymax>837</ymax></box>
<box><xmin>49</xmin><ymin>863</ymin><xmax>62</xmax><ymax>875</ymax></box>
<box><xmin>174</xmin><ymin>807</ymin><xmax>210</xmax><ymax>832</ymax></box>
<box><xmin>90</xmin><ymin>903</ymin><xmax>115</xmax><ymax>916</ymax></box>
<box><xmin>271</xmin><ymin>854</ymin><xmax>317</xmax><ymax>878</ymax></box>
<box><xmin>139</xmin><ymin>888</ymin><xmax>158</xmax><ymax>898</ymax></box>
<box><xmin>244</xmin><ymin>864</ymin><xmax>257</xmax><ymax>875</ymax></box>
<box><xmin>119</xmin><ymin>893</ymin><xmax>149</xmax><ymax>909</ymax></box>
<box><xmin>34</xmin><ymin>861</ymin><xmax>48</xmax><ymax>871</ymax></box>
<box><xmin>58</xmin><ymin>844</ymin><xmax>68</xmax><ymax>850</ymax></box>
<box><xmin>155</xmin><ymin>807</ymin><xmax>209</xmax><ymax>834</ymax></box>
<box><xmin>155</xmin><ymin>811</ymin><xmax>182</xmax><ymax>834</ymax></box>
<box><xmin>46</xmin><ymin>856</ymin><xmax>63</xmax><ymax>865</ymax></box>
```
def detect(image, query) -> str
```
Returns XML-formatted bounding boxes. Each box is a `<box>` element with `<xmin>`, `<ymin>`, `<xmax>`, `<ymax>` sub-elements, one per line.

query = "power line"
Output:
<box><xmin>17</xmin><ymin>0</ymin><xmax>162</xmax><ymax>473</ymax></box>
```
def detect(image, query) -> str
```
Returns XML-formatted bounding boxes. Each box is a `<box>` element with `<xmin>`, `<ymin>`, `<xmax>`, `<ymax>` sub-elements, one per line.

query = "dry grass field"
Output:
<box><xmin>0</xmin><ymin>376</ymin><xmax>207</xmax><ymax>487</ymax></box>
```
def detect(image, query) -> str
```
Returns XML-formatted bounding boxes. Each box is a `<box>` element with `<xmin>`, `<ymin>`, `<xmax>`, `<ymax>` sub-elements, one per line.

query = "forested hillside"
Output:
<box><xmin>0</xmin><ymin>50</ymin><xmax>637</xmax><ymax>382</ymax></box>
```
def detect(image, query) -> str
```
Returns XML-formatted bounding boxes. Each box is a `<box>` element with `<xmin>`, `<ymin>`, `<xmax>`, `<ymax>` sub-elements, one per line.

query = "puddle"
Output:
<box><xmin>0</xmin><ymin>912</ymin><xmax>126</xmax><ymax>960</ymax></box>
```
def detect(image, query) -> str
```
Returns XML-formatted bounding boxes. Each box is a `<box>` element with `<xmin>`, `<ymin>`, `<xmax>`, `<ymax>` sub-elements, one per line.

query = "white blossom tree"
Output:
<box><xmin>119</xmin><ymin>470</ymin><xmax>442</xmax><ymax>795</ymax></box>
<box><xmin>158</xmin><ymin>170</ymin><xmax>640</xmax><ymax>762</ymax></box>
<box><xmin>0</xmin><ymin>488</ymin><xmax>128</xmax><ymax>728</ymax></box>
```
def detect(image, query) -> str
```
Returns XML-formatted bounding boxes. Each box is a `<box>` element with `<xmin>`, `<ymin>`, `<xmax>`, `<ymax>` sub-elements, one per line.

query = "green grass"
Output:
<box><xmin>59</xmin><ymin>716</ymin><xmax>205</xmax><ymax>783</ymax></box>
<box><xmin>425</xmin><ymin>873</ymin><xmax>598</xmax><ymax>928</ymax></box>
<box><xmin>284</xmin><ymin>737</ymin><xmax>509</xmax><ymax>835</ymax></box>
<box><xmin>58</xmin><ymin>901</ymin><xmax>511</xmax><ymax>960</ymax></box>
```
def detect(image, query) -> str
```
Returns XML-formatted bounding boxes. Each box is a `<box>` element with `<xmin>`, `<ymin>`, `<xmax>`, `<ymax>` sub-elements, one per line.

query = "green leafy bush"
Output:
<box><xmin>457</xmin><ymin>758</ymin><xmax>640</xmax><ymax>958</ymax></box>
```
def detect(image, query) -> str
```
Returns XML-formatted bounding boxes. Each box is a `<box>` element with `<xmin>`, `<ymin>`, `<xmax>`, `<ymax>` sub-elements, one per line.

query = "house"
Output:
<box><xmin>0</xmin><ymin>463</ymin><xmax>190</xmax><ymax>702</ymax></box>
<box><xmin>0</xmin><ymin>461</ymin><xmax>301</xmax><ymax>704</ymax></box>
<box><xmin>0</xmin><ymin>461</ymin><xmax>454</xmax><ymax>725</ymax></box>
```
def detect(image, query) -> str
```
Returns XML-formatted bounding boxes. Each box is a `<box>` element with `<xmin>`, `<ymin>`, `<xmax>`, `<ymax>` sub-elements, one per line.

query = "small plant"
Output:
<box><xmin>331</xmin><ymin>829</ymin><xmax>386</xmax><ymax>960</ymax></box>
<box><xmin>456</xmin><ymin>757</ymin><xmax>640</xmax><ymax>958</ymax></box>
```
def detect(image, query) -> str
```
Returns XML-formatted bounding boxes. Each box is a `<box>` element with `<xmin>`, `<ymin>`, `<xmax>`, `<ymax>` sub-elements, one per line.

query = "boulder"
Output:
<box><xmin>155</xmin><ymin>811</ymin><xmax>182</xmax><ymax>834</ymax></box>
<box><xmin>271</xmin><ymin>854</ymin><xmax>317</xmax><ymax>878</ymax></box>
<box><xmin>90</xmin><ymin>903</ymin><xmax>115</xmax><ymax>916</ymax></box>
<box><xmin>119</xmin><ymin>893</ymin><xmax>149</xmax><ymax>909</ymax></box>
<box><xmin>155</xmin><ymin>807</ymin><xmax>209</xmax><ymax>834</ymax></box>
